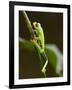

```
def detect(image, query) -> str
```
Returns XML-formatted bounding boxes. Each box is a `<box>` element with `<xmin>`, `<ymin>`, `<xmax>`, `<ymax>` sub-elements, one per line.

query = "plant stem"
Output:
<box><xmin>22</xmin><ymin>11</ymin><xmax>32</xmax><ymax>34</ymax></box>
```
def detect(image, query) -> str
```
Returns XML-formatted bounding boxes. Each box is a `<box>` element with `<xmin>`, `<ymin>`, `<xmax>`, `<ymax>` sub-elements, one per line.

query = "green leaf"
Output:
<box><xmin>19</xmin><ymin>37</ymin><xmax>35</xmax><ymax>51</ymax></box>
<box><xmin>19</xmin><ymin>37</ymin><xmax>63</xmax><ymax>77</ymax></box>
<box><xmin>45</xmin><ymin>44</ymin><xmax>63</xmax><ymax>76</ymax></box>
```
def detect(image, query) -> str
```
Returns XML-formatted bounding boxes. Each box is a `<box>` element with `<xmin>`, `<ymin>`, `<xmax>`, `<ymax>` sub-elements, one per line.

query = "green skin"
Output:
<box><xmin>32</xmin><ymin>22</ymin><xmax>44</xmax><ymax>53</ymax></box>
<box><xmin>31</xmin><ymin>22</ymin><xmax>48</xmax><ymax>74</ymax></box>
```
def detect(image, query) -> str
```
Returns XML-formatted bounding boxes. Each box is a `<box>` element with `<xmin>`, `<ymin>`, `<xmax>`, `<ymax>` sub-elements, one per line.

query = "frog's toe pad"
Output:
<box><xmin>41</xmin><ymin>68</ymin><xmax>46</xmax><ymax>74</ymax></box>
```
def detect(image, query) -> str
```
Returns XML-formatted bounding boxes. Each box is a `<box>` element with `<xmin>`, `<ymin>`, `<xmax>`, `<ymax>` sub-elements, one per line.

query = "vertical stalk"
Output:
<box><xmin>22</xmin><ymin>11</ymin><xmax>32</xmax><ymax>34</ymax></box>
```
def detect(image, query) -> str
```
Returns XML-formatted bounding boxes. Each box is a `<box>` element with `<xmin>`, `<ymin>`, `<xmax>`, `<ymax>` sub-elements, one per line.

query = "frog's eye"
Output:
<box><xmin>37</xmin><ymin>23</ymin><xmax>40</xmax><ymax>26</ymax></box>
<box><xmin>35</xmin><ymin>23</ymin><xmax>39</xmax><ymax>27</ymax></box>
<box><xmin>33</xmin><ymin>22</ymin><xmax>40</xmax><ymax>29</ymax></box>
<box><xmin>35</xmin><ymin>23</ymin><xmax>41</xmax><ymax>28</ymax></box>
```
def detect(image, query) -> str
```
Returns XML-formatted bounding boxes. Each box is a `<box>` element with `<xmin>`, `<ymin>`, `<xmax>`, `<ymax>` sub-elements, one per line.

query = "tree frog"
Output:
<box><xmin>31</xmin><ymin>22</ymin><xmax>48</xmax><ymax>74</ymax></box>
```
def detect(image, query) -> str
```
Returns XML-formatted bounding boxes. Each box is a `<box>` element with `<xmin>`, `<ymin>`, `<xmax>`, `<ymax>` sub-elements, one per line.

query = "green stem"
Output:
<box><xmin>22</xmin><ymin>11</ymin><xmax>32</xmax><ymax>34</ymax></box>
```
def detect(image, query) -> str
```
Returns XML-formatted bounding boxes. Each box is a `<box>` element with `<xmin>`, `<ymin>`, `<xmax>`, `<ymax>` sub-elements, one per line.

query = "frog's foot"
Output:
<box><xmin>41</xmin><ymin>60</ymin><xmax>48</xmax><ymax>74</ymax></box>
<box><xmin>41</xmin><ymin>68</ymin><xmax>46</xmax><ymax>74</ymax></box>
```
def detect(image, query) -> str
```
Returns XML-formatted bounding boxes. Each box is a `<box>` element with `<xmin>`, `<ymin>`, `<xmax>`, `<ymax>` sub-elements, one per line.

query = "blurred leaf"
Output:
<box><xmin>45</xmin><ymin>44</ymin><xmax>63</xmax><ymax>76</ymax></box>
<box><xmin>19</xmin><ymin>37</ymin><xmax>35</xmax><ymax>51</ymax></box>
<box><xmin>19</xmin><ymin>37</ymin><xmax>63</xmax><ymax>77</ymax></box>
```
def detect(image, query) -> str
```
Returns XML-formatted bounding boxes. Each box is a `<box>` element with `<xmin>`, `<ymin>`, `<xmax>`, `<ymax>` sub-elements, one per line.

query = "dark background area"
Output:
<box><xmin>19</xmin><ymin>11</ymin><xmax>63</xmax><ymax>79</ymax></box>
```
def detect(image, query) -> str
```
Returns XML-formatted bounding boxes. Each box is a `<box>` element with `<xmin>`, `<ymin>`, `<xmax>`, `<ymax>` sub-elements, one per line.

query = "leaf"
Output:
<box><xmin>19</xmin><ymin>37</ymin><xmax>35</xmax><ymax>51</ymax></box>
<box><xmin>45</xmin><ymin>44</ymin><xmax>63</xmax><ymax>76</ymax></box>
<box><xmin>19</xmin><ymin>37</ymin><xmax>63</xmax><ymax>77</ymax></box>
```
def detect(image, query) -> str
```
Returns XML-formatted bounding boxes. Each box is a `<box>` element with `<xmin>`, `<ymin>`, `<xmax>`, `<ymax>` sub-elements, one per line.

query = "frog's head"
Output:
<box><xmin>33</xmin><ymin>22</ymin><xmax>41</xmax><ymax>31</ymax></box>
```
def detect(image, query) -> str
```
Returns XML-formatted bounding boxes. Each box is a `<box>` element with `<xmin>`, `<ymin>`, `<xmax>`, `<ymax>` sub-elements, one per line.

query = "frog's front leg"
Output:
<box><xmin>34</xmin><ymin>37</ymin><xmax>41</xmax><ymax>41</ymax></box>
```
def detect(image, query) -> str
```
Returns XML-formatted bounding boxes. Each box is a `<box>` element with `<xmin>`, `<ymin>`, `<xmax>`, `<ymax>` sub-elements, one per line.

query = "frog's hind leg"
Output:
<box><xmin>41</xmin><ymin>60</ymin><xmax>48</xmax><ymax>74</ymax></box>
<box><xmin>40</xmin><ymin>52</ymin><xmax>48</xmax><ymax>74</ymax></box>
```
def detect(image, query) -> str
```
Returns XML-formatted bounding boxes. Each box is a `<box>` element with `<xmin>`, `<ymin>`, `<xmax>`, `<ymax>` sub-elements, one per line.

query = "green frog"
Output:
<box><xmin>31</xmin><ymin>22</ymin><xmax>48</xmax><ymax>74</ymax></box>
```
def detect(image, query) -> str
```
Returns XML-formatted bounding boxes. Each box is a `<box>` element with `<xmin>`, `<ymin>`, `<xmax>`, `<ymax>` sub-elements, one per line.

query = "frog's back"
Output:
<box><xmin>40</xmin><ymin>30</ymin><xmax>44</xmax><ymax>49</ymax></box>
<box><xmin>38</xmin><ymin>27</ymin><xmax>44</xmax><ymax>49</ymax></box>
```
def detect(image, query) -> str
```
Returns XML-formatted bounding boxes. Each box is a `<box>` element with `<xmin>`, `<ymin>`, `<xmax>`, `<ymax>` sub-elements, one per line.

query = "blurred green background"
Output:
<box><xmin>19</xmin><ymin>11</ymin><xmax>63</xmax><ymax>79</ymax></box>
